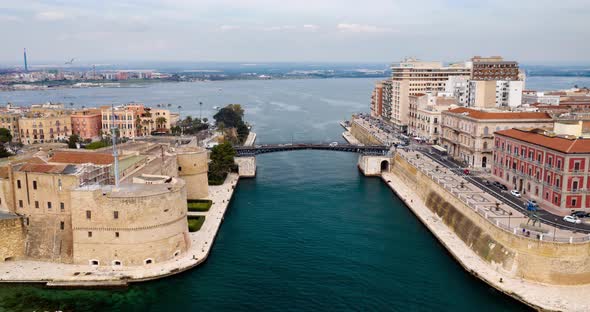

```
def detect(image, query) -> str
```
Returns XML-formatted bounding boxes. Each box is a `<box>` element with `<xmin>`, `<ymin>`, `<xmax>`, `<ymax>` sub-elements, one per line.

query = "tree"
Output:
<box><xmin>213</xmin><ymin>106</ymin><xmax>242</xmax><ymax>128</ymax></box>
<box><xmin>0</xmin><ymin>145</ymin><xmax>12</xmax><ymax>158</ymax></box>
<box><xmin>237</xmin><ymin>122</ymin><xmax>249</xmax><ymax>143</ymax></box>
<box><xmin>208</xmin><ymin>142</ymin><xmax>236</xmax><ymax>185</ymax></box>
<box><xmin>67</xmin><ymin>134</ymin><xmax>81</xmax><ymax>148</ymax></box>
<box><xmin>155</xmin><ymin>117</ymin><xmax>167</xmax><ymax>129</ymax></box>
<box><xmin>0</xmin><ymin>128</ymin><xmax>12</xmax><ymax>144</ymax></box>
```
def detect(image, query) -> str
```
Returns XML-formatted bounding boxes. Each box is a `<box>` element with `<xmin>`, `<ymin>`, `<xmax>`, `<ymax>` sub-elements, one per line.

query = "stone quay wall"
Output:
<box><xmin>392</xmin><ymin>153</ymin><xmax>590</xmax><ymax>286</ymax></box>
<box><xmin>350</xmin><ymin>122</ymin><xmax>382</xmax><ymax>145</ymax></box>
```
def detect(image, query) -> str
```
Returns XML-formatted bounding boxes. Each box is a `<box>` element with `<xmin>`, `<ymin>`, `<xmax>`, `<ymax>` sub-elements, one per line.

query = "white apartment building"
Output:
<box><xmin>390</xmin><ymin>58</ymin><xmax>470</xmax><ymax>132</ymax></box>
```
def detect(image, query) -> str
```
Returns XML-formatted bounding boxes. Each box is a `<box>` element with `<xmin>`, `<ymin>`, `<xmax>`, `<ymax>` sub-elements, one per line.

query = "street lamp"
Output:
<box><xmin>199</xmin><ymin>101</ymin><xmax>203</xmax><ymax>121</ymax></box>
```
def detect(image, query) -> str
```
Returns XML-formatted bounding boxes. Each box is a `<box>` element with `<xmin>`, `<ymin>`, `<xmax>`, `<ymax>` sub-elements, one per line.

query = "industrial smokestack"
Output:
<box><xmin>23</xmin><ymin>48</ymin><xmax>28</xmax><ymax>72</ymax></box>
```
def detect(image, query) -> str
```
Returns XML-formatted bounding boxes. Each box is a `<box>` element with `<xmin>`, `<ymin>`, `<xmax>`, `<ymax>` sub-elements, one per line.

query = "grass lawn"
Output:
<box><xmin>188</xmin><ymin>216</ymin><xmax>206</xmax><ymax>232</ymax></box>
<box><xmin>187</xmin><ymin>199</ymin><xmax>213</xmax><ymax>212</ymax></box>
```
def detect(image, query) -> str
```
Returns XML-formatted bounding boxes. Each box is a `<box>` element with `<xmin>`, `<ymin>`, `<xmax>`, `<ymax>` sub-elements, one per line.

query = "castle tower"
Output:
<box><xmin>176</xmin><ymin>147</ymin><xmax>209</xmax><ymax>199</ymax></box>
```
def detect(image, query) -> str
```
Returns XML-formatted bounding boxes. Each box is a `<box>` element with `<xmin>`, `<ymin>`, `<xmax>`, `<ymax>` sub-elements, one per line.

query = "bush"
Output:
<box><xmin>85</xmin><ymin>141</ymin><xmax>110</xmax><ymax>150</ymax></box>
<box><xmin>188</xmin><ymin>216</ymin><xmax>205</xmax><ymax>232</ymax></box>
<box><xmin>187</xmin><ymin>199</ymin><xmax>212</xmax><ymax>212</ymax></box>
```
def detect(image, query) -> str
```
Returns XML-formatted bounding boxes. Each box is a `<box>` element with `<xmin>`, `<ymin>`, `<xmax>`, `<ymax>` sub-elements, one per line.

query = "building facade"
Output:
<box><xmin>390</xmin><ymin>58</ymin><xmax>470</xmax><ymax>132</ymax></box>
<box><xmin>466</xmin><ymin>56</ymin><xmax>523</xmax><ymax>108</ymax></box>
<box><xmin>493</xmin><ymin>129</ymin><xmax>590</xmax><ymax>214</ymax></box>
<box><xmin>71</xmin><ymin>109</ymin><xmax>102</xmax><ymax>140</ymax></box>
<box><xmin>18</xmin><ymin>114</ymin><xmax>72</xmax><ymax>145</ymax></box>
<box><xmin>440</xmin><ymin>108</ymin><xmax>553</xmax><ymax>168</ymax></box>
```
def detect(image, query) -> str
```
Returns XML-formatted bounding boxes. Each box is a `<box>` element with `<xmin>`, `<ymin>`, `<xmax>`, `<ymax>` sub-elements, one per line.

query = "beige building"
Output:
<box><xmin>467</xmin><ymin>56</ymin><xmax>524</xmax><ymax>108</ymax></box>
<box><xmin>389</xmin><ymin>58</ymin><xmax>470</xmax><ymax>132</ymax></box>
<box><xmin>101</xmin><ymin>104</ymin><xmax>172</xmax><ymax>138</ymax></box>
<box><xmin>0</xmin><ymin>112</ymin><xmax>20</xmax><ymax>142</ymax></box>
<box><xmin>409</xmin><ymin>94</ymin><xmax>455</xmax><ymax>144</ymax></box>
<box><xmin>18</xmin><ymin>113</ymin><xmax>72</xmax><ymax>145</ymax></box>
<box><xmin>440</xmin><ymin>107</ymin><xmax>553</xmax><ymax>168</ymax></box>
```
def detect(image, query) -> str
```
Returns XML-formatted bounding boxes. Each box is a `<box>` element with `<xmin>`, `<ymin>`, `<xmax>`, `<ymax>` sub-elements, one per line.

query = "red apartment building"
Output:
<box><xmin>493</xmin><ymin>129</ymin><xmax>590</xmax><ymax>215</ymax></box>
<box><xmin>71</xmin><ymin>109</ymin><xmax>102</xmax><ymax>140</ymax></box>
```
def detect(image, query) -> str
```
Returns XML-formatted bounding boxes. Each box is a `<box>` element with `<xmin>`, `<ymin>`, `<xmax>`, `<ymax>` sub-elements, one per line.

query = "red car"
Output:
<box><xmin>463</xmin><ymin>169</ymin><xmax>470</xmax><ymax>175</ymax></box>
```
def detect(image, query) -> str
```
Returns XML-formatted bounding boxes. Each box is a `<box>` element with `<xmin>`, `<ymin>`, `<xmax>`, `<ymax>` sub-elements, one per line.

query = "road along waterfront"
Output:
<box><xmin>381</xmin><ymin>149</ymin><xmax>590</xmax><ymax>311</ymax></box>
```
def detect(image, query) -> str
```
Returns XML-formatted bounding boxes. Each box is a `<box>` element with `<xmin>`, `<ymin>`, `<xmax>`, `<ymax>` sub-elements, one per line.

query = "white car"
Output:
<box><xmin>329</xmin><ymin>142</ymin><xmax>338</xmax><ymax>147</ymax></box>
<box><xmin>563</xmin><ymin>215</ymin><xmax>582</xmax><ymax>224</ymax></box>
<box><xmin>510</xmin><ymin>190</ymin><xmax>521</xmax><ymax>197</ymax></box>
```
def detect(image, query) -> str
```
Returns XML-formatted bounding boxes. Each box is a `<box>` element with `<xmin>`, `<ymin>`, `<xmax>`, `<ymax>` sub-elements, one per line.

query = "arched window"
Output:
<box><xmin>112</xmin><ymin>260</ymin><xmax>122</xmax><ymax>266</ymax></box>
<box><xmin>144</xmin><ymin>258</ymin><xmax>153</xmax><ymax>265</ymax></box>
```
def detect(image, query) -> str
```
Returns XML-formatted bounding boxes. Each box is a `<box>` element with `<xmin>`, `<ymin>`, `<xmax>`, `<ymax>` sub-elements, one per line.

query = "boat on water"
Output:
<box><xmin>213</xmin><ymin>106</ymin><xmax>220</xmax><ymax>110</ymax></box>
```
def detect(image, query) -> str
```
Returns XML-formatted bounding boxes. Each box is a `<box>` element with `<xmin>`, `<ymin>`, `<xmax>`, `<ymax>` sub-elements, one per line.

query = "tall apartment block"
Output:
<box><xmin>389</xmin><ymin>58</ymin><xmax>470</xmax><ymax>133</ymax></box>
<box><xmin>467</xmin><ymin>56</ymin><xmax>524</xmax><ymax>108</ymax></box>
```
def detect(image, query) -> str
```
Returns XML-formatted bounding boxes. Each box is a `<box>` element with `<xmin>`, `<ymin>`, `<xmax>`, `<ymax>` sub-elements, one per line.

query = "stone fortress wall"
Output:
<box><xmin>391</xmin><ymin>153</ymin><xmax>590</xmax><ymax>285</ymax></box>
<box><xmin>70</xmin><ymin>178</ymin><xmax>190</xmax><ymax>267</ymax></box>
<box><xmin>177</xmin><ymin>147</ymin><xmax>209</xmax><ymax>199</ymax></box>
<box><xmin>0</xmin><ymin>216</ymin><xmax>25</xmax><ymax>262</ymax></box>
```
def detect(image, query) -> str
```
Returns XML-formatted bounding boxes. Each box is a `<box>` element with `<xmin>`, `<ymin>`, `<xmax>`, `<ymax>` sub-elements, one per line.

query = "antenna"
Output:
<box><xmin>111</xmin><ymin>104</ymin><xmax>120</xmax><ymax>188</ymax></box>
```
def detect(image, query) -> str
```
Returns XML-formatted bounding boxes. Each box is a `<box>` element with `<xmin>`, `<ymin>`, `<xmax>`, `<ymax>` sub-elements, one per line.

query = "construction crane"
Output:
<box><xmin>64</xmin><ymin>58</ymin><xmax>76</xmax><ymax>65</ymax></box>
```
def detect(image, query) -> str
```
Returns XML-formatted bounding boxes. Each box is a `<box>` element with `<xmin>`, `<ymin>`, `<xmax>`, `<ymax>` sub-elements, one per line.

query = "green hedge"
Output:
<box><xmin>85</xmin><ymin>141</ymin><xmax>110</xmax><ymax>150</ymax></box>
<box><xmin>187</xmin><ymin>200</ymin><xmax>212</xmax><ymax>212</ymax></box>
<box><xmin>188</xmin><ymin>216</ymin><xmax>205</xmax><ymax>232</ymax></box>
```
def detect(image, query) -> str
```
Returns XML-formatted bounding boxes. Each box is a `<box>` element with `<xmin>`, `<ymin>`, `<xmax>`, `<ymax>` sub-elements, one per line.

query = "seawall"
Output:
<box><xmin>382</xmin><ymin>152</ymin><xmax>590</xmax><ymax>311</ymax></box>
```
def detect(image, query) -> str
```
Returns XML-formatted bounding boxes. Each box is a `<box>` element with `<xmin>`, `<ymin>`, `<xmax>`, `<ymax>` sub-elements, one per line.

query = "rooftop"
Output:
<box><xmin>496</xmin><ymin>129</ymin><xmax>590</xmax><ymax>154</ymax></box>
<box><xmin>49</xmin><ymin>151</ymin><xmax>114</xmax><ymax>165</ymax></box>
<box><xmin>445</xmin><ymin>107</ymin><xmax>552</xmax><ymax>120</ymax></box>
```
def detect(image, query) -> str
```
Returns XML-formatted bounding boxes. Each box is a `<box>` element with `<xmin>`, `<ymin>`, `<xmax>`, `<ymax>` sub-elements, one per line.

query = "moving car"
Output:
<box><xmin>463</xmin><ymin>169</ymin><xmax>470</xmax><ymax>175</ymax></box>
<box><xmin>492</xmin><ymin>182</ymin><xmax>508</xmax><ymax>191</ymax></box>
<box><xmin>526</xmin><ymin>199</ymin><xmax>538</xmax><ymax>207</ymax></box>
<box><xmin>329</xmin><ymin>142</ymin><xmax>338</xmax><ymax>147</ymax></box>
<box><xmin>510</xmin><ymin>190</ymin><xmax>521</xmax><ymax>197</ymax></box>
<box><xmin>563</xmin><ymin>215</ymin><xmax>582</xmax><ymax>224</ymax></box>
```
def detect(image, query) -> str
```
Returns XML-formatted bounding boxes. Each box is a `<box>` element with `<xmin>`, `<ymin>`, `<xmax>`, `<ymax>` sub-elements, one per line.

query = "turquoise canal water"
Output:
<box><xmin>0</xmin><ymin>76</ymin><xmax>577</xmax><ymax>311</ymax></box>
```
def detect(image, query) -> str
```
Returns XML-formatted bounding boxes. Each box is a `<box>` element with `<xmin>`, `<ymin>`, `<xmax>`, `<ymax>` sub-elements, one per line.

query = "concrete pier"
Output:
<box><xmin>234</xmin><ymin>156</ymin><xmax>256</xmax><ymax>178</ymax></box>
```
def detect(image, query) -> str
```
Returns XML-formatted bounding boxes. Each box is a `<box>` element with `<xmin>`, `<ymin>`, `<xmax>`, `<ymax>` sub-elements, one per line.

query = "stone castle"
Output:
<box><xmin>0</xmin><ymin>141</ymin><xmax>208</xmax><ymax>268</ymax></box>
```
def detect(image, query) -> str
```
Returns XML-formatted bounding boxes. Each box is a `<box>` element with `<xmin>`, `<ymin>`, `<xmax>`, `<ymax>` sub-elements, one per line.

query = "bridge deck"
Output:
<box><xmin>234</xmin><ymin>143</ymin><xmax>389</xmax><ymax>156</ymax></box>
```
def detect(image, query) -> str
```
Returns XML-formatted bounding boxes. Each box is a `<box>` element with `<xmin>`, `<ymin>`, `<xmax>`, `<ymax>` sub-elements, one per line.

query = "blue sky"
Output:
<box><xmin>0</xmin><ymin>0</ymin><xmax>588</xmax><ymax>64</ymax></box>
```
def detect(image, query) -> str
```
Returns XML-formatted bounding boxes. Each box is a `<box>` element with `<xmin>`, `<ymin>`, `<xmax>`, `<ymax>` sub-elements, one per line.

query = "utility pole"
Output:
<box><xmin>111</xmin><ymin>104</ymin><xmax>120</xmax><ymax>189</ymax></box>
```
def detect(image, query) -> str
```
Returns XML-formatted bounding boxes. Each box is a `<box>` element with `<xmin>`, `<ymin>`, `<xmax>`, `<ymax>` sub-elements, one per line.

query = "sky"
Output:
<box><xmin>0</xmin><ymin>0</ymin><xmax>589</xmax><ymax>64</ymax></box>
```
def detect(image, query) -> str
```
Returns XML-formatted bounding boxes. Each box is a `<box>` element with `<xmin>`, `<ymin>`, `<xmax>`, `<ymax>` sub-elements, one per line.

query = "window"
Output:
<box><xmin>35</xmin><ymin>201</ymin><xmax>39</xmax><ymax>208</ymax></box>
<box><xmin>113</xmin><ymin>260</ymin><xmax>122</xmax><ymax>266</ymax></box>
<box><xmin>114</xmin><ymin>211</ymin><xmax>119</xmax><ymax>219</ymax></box>
<box><xmin>33</xmin><ymin>181</ymin><xmax>37</xmax><ymax>190</ymax></box>
<box><xmin>17</xmin><ymin>180</ymin><xmax>21</xmax><ymax>189</ymax></box>
<box><xmin>60</xmin><ymin>202</ymin><xmax>65</xmax><ymax>211</ymax></box>
<box><xmin>18</xmin><ymin>200</ymin><xmax>23</xmax><ymax>208</ymax></box>
<box><xmin>60</xmin><ymin>221</ymin><xmax>64</xmax><ymax>230</ymax></box>
<box><xmin>573</xmin><ymin>180</ymin><xmax>579</xmax><ymax>191</ymax></box>
<box><xmin>90</xmin><ymin>260</ymin><xmax>99</xmax><ymax>266</ymax></box>
<box><xmin>574</xmin><ymin>162</ymin><xmax>581</xmax><ymax>171</ymax></box>
<box><xmin>178</xmin><ymin>166</ymin><xmax>182</xmax><ymax>172</ymax></box>
<box><xmin>572</xmin><ymin>198</ymin><xmax>578</xmax><ymax>207</ymax></box>
<box><xmin>86</xmin><ymin>210</ymin><xmax>91</xmax><ymax>219</ymax></box>
<box><xmin>115</xmin><ymin>232</ymin><xmax>120</xmax><ymax>238</ymax></box>
<box><xmin>144</xmin><ymin>259</ymin><xmax>153</xmax><ymax>265</ymax></box>
<box><xmin>88</xmin><ymin>231</ymin><xmax>92</xmax><ymax>237</ymax></box>
<box><xmin>557</xmin><ymin>160</ymin><xmax>562</xmax><ymax>169</ymax></box>
<box><xmin>47</xmin><ymin>202</ymin><xmax>52</xmax><ymax>209</ymax></box>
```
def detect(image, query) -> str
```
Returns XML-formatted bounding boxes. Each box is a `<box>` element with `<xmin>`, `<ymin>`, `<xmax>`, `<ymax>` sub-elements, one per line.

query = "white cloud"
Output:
<box><xmin>35</xmin><ymin>11</ymin><xmax>67</xmax><ymax>21</ymax></box>
<box><xmin>261</xmin><ymin>25</ymin><xmax>296</xmax><ymax>31</ymax></box>
<box><xmin>336</xmin><ymin>23</ymin><xmax>395</xmax><ymax>33</ymax></box>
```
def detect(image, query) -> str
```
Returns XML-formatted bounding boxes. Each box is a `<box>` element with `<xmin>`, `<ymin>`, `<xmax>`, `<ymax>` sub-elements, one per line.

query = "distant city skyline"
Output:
<box><xmin>0</xmin><ymin>0</ymin><xmax>589</xmax><ymax>64</ymax></box>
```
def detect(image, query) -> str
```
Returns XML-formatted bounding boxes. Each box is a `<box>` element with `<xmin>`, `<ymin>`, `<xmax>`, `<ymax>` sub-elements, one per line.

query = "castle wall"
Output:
<box><xmin>70</xmin><ymin>179</ymin><xmax>190</xmax><ymax>267</ymax></box>
<box><xmin>177</xmin><ymin>149</ymin><xmax>208</xmax><ymax>199</ymax></box>
<box><xmin>0</xmin><ymin>216</ymin><xmax>25</xmax><ymax>262</ymax></box>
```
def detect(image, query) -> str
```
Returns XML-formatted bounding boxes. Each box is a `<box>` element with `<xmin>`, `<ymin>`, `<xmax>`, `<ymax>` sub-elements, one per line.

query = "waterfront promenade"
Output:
<box><xmin>0</xmin><ymin>174</ymin><xmax>240</xmax><ymax>286</ymax></box>
<box><xmin>384</xmin><ymin>149</ymin><xmax>590</xmax><ymax>311</ymax></box>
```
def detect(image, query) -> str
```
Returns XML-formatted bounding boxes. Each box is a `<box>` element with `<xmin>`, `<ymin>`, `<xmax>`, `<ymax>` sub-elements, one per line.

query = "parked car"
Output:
<box><xmin>510</xmin><ymin>190</ymin><xmax>521</xmax><ymax>197</ymax></box>
<box><xmin>492</xmin><ymin>182</ymin><xmax>508</xmax><ymax>191</ymax></box>
<box><xmin>563</xmin><ymin>215</ymin><xmax>582</xmax><ymax>224</ymax></box>
<box><xmin>571</xmin><ymin>211</ymin><xmax>590</xmax><ymax>218</ymax></box>
<box><xmin>463</xmin><ymin>169</ymin><xmax>470</xmax><ymax>175</ymax></box>
<box><xmin>329</xmin><ymin>142</ymin><xmax>338</xmax><ymax>147</ymax></box>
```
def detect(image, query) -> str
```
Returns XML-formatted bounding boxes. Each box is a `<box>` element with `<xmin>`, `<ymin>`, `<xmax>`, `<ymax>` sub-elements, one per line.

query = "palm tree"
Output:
<box><xmin>155</xmin><ymin>117</ymin><xmax>167</xmax><ymax>129</ymax></box>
